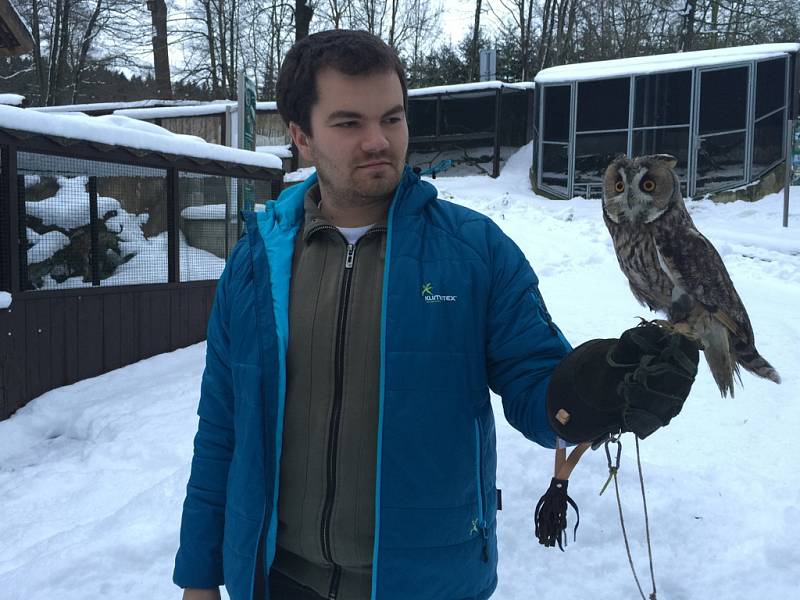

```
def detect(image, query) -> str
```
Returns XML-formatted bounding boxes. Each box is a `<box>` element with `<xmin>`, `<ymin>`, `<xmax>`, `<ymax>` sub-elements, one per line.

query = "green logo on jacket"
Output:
<box><xmin>421</xmin><ymin>282</ymin><xmax>457</xmax><ymax>303</ymax></box>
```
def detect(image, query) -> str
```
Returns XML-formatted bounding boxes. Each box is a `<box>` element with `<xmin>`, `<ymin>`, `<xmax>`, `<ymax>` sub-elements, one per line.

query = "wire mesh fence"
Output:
<box><xmin>20</xmin><ymin>152</ymin><xmax>169</xmax><ymax>290</ymax></box>
<box><xmin>178</xmin><ymin>172</ymin><xmax>273</xmax><ymax>282</ymax></box>
<box><xmin>6</xmin><ymin>148</ymin><xmax>279</xmax><ymax>292</ymax></box>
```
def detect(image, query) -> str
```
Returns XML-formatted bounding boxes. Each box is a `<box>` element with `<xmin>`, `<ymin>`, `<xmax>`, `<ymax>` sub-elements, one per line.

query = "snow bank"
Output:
<box><xmin>1</xmin><ymin>143</ymin><xmax>797</xmax><ymax>598</ymax></box>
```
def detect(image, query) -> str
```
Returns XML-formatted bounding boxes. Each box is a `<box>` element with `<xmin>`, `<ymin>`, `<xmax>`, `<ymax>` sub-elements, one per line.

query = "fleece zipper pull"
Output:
<box><xmin>345</xmin><ymin>244</ymin><xmax>355</xmax><ymax>269</ymax></box>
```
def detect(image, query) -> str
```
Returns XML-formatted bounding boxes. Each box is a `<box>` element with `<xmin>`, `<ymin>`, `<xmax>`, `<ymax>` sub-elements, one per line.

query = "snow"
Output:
<box><xmin>409</xmin><ymin>81</ymin><xmax>534</xmax><ymax>97</ymax></box>
<box><xmin>536</xmin><ymin>43</ymin><xmax>800</xmax><ymax>83</ymax></box>
<box><xmin>31</xmin><ymin>99</ymin><xmax>202</xmax><ymax>114</ymax></box>
<box><xmin>0</xmin><ymin>94</ymin><xmax>25</xmax><ymax>106</ymax></box>
<box><xmin>284</xmin><ymin>166</ymin><xmax>316</xmax><ymax>182</ymax></box>
<box><xmin>25</xmin><ymin>176</ymin><xmax>122</xmax><ymax>230</ymax></box>
<box><xmin>0</xmin><ymin>106</ymin><xmax>282</xmax><ymax>171</ymax></box>
<box><xmin>1</xmin><ymin>143</ymin><xmax>798</xmax><ymax>599</ymax></box>
<box><xmin>27</xmin><ymin>230</ymin><xmax>70</xmax><ymax>264</ymax></box>
<box><xmin>0</xmin><ymin>291</ymin><xmax>11</xmax><ymax>309</ymax></box>
<box><xmin>114</xmin><ymin>101</ymin><xmax>278</xmax><ymax>120</ymax></box>
<box><xmin>257</xmin><ymin>144</ymin><xmax>292</xmax><ymax>158</ymax></box>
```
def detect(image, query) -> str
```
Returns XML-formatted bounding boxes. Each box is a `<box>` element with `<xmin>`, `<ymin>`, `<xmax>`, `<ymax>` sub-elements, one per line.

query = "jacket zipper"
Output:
<box><xmin>474</xmin><ymin>419</ymin><xmax>489</xmax><ymax>562</ymax></box>
<box><xmin>319</xmin><ymin>227</ymin><xmax>385</xmax><ymax>600</ymax></box>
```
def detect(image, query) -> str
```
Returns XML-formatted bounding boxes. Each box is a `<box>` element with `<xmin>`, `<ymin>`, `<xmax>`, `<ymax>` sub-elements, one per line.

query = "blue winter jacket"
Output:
<box><xmin>173</xmin><ymin>166</ymin><xmax>572</xmax><ymax>600</ymax></box>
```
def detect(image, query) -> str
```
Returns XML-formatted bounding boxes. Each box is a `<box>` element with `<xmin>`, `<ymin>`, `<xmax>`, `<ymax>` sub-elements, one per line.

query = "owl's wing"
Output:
<box><xmin>653</xmin><ymin>227</ymin><xmax>753</xmax><ymax>343</ymax></box>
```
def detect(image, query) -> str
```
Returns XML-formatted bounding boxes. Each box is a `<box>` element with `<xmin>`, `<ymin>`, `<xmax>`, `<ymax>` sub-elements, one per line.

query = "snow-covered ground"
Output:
<box><xmin>1</xmin><ymin>144</ymin><xmax>798</xmax><ymax>599</ymax></box>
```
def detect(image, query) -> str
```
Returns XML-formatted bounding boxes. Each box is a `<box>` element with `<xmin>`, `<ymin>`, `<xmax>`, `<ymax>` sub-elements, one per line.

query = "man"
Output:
<box><xmin>174</xmin><ymin>30</ymin><xmax>698</xmax><ymax>600</ymax></box>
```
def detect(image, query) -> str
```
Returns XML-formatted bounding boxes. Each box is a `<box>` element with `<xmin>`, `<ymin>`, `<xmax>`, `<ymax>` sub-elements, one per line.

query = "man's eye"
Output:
<box><xmin>334</xmin><ymin>121</ymin><xmax>357</xmax><ymax>128</ymax></box>
<box><xmin>384</xmin><ymin>116</ymin><xmax>403</xmax><ymax>124</ymax></box>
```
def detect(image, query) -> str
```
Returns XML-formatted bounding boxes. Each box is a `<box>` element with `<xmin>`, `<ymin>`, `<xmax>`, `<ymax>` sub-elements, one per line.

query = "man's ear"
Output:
<box><xmin>289</xmin><ymin>121</ymin><xmax>312</xmax><ymax>161</ymax></box>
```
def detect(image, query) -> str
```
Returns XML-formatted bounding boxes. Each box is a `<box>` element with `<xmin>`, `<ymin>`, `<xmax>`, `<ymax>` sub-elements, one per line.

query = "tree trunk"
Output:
<box><xmin>204</xmin><ymin>0</ymin><xmax>220</xmax><ymax>98</ymax></box>
<box><xmin>388</xmin><ymin>0</ymin><xmax>399</xmax><ymax>47</ymax></box>
<box><xmin>217</xmin><ymin>0</ymin><xmax>229</xmax><ymax>97</ymax></box>
<box><xmin>469</xmin><ymin>0</ymin><xmax>482</xmax><ymax>81</ymax></box>
<box><xmin>228</xmin><ymin>0</ymin><xmax>237</xmax><ymax>96</ymax></box>
<box><xmin>45</xmin><ymin>0</ymin><xmax>63</xmax><ymax>105</ymax></box>
<box><xmin>149</xmin><ymin>0</ymin><xmax>173</xmax><ymax>99</ymax></box>
<box><xmin>296</xmin><ymin>0</ymin><xmax>313</xmax><ymax>41</ymax></box>
<box><xmin>682</xmin><ymin>0</ymin><xmax>696</xmax><ymax>51</ymax></box>
<box><xmin>30</xmin><ymin>0</ymin><xmax>46</xmax><ymax>101</ymax></box>
<box><xmin>71</xmin><ymin>0</ymin><xmax>104</xmax><ymax>104</ymax></box>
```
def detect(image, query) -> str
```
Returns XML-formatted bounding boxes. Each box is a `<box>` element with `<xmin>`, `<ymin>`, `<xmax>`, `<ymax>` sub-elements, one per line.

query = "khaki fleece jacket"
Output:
<box><xmin>272</xmin><ymin>184</ymin><xmax>387</xmax><ymax>599</ymax></box>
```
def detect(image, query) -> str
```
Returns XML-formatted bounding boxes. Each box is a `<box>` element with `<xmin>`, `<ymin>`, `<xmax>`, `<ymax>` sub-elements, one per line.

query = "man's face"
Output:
<box><xmin>289</xmin><ymin>68</ymin><xmax>408</xmax><ymax>207</ymax></box>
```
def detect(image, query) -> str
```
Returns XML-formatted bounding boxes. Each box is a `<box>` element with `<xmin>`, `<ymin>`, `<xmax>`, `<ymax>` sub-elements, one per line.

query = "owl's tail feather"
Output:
<box><xmin>736</xmin><ymin>346</ymin><xmax>781</xmax><ymax>385</ymax></box>
<box><xmin>699</xmin><ymin>317</ymin><xmax>737</xmax><ymax>398</ymax></box>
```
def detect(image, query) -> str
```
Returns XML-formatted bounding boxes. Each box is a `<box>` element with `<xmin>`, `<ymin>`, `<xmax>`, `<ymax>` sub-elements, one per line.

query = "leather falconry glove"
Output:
<box><xmin>546</xmin><ymin>320</ymin><xmax>700</xmax><ymax>444</ymax></box>
<box><xmin>534</xmin><ymin>321</ymin><xmax>699</xmax><ymax>551</ymax></box>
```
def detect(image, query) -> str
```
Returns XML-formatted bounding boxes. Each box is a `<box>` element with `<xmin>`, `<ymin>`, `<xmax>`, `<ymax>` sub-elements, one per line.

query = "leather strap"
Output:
<box><xmin>554</xmin><ymin>442</ymin><xmax>591</xmax><ymax>481</ymax></box>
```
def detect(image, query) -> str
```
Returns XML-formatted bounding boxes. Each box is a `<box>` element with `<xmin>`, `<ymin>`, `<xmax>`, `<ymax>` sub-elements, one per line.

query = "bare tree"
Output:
<box><xmin>296</xmin><ymin>0</ymin><xmax>314</xmax><ymax>40</ymax></box>
<box><xmin>490</xmin><ymin>0</ymin><xmax>535</xmax><ymax>79</ymax></box>
<box><xmin>148</xmin><ymin>0</ymin><xmax>173</xmax><ymax>99</ymax></box>
<box><xmin>468</xmin><ymin>0</ymin><xmax>482</xmax><ymax>81</ymax></box>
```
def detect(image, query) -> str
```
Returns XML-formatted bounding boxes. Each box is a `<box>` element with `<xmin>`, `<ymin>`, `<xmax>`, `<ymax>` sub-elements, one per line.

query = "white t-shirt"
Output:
<box><xmin>337</xmin><ymin>224</ymin><xmax>374</xmax><ymax>245</ymax></box>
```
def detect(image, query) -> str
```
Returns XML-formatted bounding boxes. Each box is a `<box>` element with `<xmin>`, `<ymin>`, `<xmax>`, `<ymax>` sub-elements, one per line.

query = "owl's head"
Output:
<box><xmin>602</xmin><ymin>154</ymin><xmax>680</xmax><ymax>224</ymax></box>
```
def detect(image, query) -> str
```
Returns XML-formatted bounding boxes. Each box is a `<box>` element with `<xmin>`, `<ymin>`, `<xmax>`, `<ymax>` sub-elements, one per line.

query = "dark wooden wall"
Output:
<box><xmin>0</xmin><ymin>282</ymin><xmax>216</xmax><ymax>420</ymax></box>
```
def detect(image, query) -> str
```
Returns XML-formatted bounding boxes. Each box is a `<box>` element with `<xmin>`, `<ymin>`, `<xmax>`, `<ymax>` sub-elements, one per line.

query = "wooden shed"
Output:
<box><xmin>0</xmin><ymin>106</ymin><xmax>283</xmax><ymax>420</ymax></box>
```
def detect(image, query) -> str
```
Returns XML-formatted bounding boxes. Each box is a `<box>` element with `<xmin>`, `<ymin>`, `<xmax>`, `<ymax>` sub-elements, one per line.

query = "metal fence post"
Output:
<box><xmin>493</xmin><ymin>88</ymin><xmax>502</xmax><ymax>178</ymax></box>
<box><xmin>168</xmin><ymin>167</ymin><xmax>180</xmax><ymax>282</ymax></box>
<box><xmin>87</xmin><ymin>176</ymin><xmax>100</xmax><ymax>286</ymax></box>
<box><xmin>785</xmin><ymin>118</ymin><xmax>794</xmax><ymax>228</ymax></box>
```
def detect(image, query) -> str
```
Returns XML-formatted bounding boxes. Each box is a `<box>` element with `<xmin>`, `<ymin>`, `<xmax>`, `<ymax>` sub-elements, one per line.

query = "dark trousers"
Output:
<box><xmin>253</xmin><ymin>538</ymin><xmax>325</xmax><ymax>600</ymax></box>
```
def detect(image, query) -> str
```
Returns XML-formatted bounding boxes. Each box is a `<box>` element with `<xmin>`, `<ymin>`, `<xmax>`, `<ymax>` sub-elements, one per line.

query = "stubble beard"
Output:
<box><xmin>317</xmin><ymin>155</ymin><xmax>403</xmax><ymax>210</ymax></box>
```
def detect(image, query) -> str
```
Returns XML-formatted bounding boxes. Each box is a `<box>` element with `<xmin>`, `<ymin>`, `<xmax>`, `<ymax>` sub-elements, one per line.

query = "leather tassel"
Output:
<box><xmin>534</xmin><ymin>477</ymin><xmax>580</xmax><ymax>551</ymax></box>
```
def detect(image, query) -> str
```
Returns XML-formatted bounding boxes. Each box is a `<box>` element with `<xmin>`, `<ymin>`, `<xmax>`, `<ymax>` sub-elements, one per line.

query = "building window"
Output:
<box><xmin>755</xmin><ymin>58</ymin><xmax>787</xmax><ymax>118</ymax></box>
<box><xmin>541</xmin><ymin>143</ymin><xmax>569</xmax><ymax>195</ymax></box>
<box><xmin>699</xmin><ymin>66</ymin><xmax>748</xmax><ymax>135</ymax></box>
<box><xmin>752</xmin><ymin>109</ymin><xmax>784</xmax><ymax>177</ymax></box>
<box><xmin>632</xmin><ymin>127</ymin><xmax>690</xmax><ymax>182</ymax></box>
<box><xmin>695</xmin><ymin>131</ymin><xmax>746</xmax><ymax>194</ymax></box>
<box><xmin>574</xmin><ymin>131</ymin><xmax>628</xmax><ymax>184</ymax></box>
<box><xmin>408</xmin><ymin>98</ymin><xmax>437</xmax><ymax>137</ymax></box>
<box><xmin>634</xmin><ymin>71</ymin><xmax>691</xmax><ymax>128</ymax></box>
<box><xmin>577</xmin><ymin>78</ymin><xmax>629</xmax><ymax>132</ymax></box>
<box><xmin>542</xmin><ymin>85</ymin><xmax>570</xmax><ymax>143</ymax></box>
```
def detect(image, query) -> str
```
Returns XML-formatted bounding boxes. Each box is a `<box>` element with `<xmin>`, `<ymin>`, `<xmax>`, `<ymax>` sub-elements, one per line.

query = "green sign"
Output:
<box><xmin>793</xmin><ymin>119</ymin><xmax>800</xmax><ymax>186</ymax></box>
<box><xmin>238</xmin><ymin>72</ymin><xmax>257</xmax><ymax>212</ymax></box>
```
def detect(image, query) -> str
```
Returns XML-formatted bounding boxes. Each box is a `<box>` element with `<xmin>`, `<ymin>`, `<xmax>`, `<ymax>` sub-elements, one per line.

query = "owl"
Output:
<box><xmin>601</xmin><ymin>154</ymin><xmax>781</xmax><ymax>397</ymax></box>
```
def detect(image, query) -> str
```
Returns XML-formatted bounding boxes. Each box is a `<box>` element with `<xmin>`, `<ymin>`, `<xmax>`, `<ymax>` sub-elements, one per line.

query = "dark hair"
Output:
<box><xmin>276</xmin><ymin>29</ymin><xmax>408</xmax><ymax>135</ymax></box>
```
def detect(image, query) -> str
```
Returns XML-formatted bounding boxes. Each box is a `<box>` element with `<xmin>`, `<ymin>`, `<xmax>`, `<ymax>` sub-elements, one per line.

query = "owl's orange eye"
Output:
<box><xmin>614</xmin><ymin>181</ymin><xmax>625</xmax><ymax>193</ymax></box>
<box><xmin>642</xmin><ymin>178</ymin><xmax>656</xmax><ymax>193</ymax></box>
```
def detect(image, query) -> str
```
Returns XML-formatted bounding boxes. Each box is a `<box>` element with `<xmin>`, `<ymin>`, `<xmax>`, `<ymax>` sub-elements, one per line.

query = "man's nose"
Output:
<box><xmin>361</xmin><ymin>123</ymin><xmax>390</xmax><ymax>154</ymax></box>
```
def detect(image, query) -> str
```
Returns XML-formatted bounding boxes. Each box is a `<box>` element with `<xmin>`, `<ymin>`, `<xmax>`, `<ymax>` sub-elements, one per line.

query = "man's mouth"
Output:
<box><xmin>357</xmin><ymin>160</ymin><xmax>392</xmax><ymax>169</ymax></box>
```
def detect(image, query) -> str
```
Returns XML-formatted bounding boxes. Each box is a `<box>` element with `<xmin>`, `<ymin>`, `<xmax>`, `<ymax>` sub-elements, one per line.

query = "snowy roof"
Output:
<box><xmin>0</xmin><ymin>93</ymin><xmax>24</xmax><ymax>106</ymax></box>
<box><xmin>257</xmin><ymin>144</ymin><xmax>292</xmax><ymax>158</ymax></box>
<box><xmin>535</xmin><ymin>43</ymin><xmax>800</xmax><ymax>83</ymax></box>
<box><xmin>114</xmin><ymin>101</ymin><xmax>278</xmax><ymax>120</ymax></box>
<box><xmin>31</xmin><ymin>99</ymin><xmax>203</xmax><ymax>114</ymax></box>
<box><xmin>0</xmin><ymin>106</ymin><xmax>283</xmax><ymax>171</ymax></box>
<box><xmin>408</xmin><ymin>81</ymin><xmax>534</xmax><ymax>98</ymax></box>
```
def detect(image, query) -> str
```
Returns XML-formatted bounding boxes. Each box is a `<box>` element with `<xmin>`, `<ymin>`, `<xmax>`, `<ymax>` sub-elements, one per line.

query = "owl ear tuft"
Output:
<box><xmin>649</xmin><ymin>154</ymin><xmax>678</xmax><ymax>169</ymax></box>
